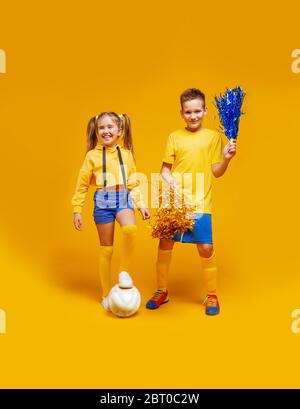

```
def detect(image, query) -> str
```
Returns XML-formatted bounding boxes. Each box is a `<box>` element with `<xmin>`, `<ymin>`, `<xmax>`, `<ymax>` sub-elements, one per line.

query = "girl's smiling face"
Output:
<box><xmin>96</xmin><ymin>115</ymin><xmax>121</xmax><ymax>147</ymax></box>
<box><xmin>181</xmin><ymin>98</ymin><xmax>207</xmax><ymax>132</ymax></box>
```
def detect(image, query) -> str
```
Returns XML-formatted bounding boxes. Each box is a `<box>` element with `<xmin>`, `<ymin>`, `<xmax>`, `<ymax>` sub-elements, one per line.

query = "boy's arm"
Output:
<box><xmin>161</xmin><ymin>133</ymin><xmax>175</xmax><ymax>185</ymax></box>
<box><xmin>161</xmin><ymin>162</ymin><xmax>183</xmax><ymax>197</ymax></box>
<box><xmin>212</xmin><ymin>139</ymin><xmax>237</xmax><ymax>178</ymax></box>
<box><xmin>160</xmin><ymin>162</ymin><xmax>174</xmax><ymax>186</ymax></box>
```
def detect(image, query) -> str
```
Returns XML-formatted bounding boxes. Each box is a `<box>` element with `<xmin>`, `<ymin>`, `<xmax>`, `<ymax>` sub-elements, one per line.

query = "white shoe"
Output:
<box><xmin>101</xmin><ymin>296</ymin><xmax>111</xmax><ymax>311</ymax></box>
<box><xmin>119</xmin><ymin>271</ymin><xmax>133</xmax><ymax>289</ymax></box>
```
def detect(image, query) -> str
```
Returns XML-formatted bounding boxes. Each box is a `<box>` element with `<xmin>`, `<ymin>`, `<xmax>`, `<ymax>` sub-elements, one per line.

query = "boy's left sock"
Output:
<box><xmin>200</xmin><ymin>251</ymin><xmax>218</xmax><ymax>294</ymax></box>
<box><xmin>156</xmin><ymin>248</ymin><xmax>173</xmax><ymax>291</ymax></box>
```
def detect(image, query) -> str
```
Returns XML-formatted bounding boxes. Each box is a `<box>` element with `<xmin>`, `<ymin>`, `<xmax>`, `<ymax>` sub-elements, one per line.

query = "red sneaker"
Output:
<box><xmin>146</xmin><ymin>290</ymin><xmax>169</xmax><ymax>309</ymax></box>
<box><xmin>203</xmin><ymin>293</ymin><xmax>220</xmax><ymax>315</ymax></box>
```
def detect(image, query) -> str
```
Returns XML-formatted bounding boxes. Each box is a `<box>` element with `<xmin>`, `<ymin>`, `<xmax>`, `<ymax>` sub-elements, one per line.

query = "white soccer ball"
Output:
<box><xmin>108</xmin><ymin>272</ymin><xmax>141</xmax><ymax>318</ymax></box>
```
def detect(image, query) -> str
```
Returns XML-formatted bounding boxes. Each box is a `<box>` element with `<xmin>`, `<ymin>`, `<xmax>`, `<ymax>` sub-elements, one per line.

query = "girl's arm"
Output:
<box><xmin>127</xmin><ymin>153</ymin><xmax>146</xmax><ymax>210</ymax></box>
<box><xmin>127</xmin><ymin>153</ymin><xmax>150</xmax><ymax>219</ymax></box>
<box><xmin>72</xmin><ymin>152</ymin><xmax>93</xmax><ymax>214</ymax></box>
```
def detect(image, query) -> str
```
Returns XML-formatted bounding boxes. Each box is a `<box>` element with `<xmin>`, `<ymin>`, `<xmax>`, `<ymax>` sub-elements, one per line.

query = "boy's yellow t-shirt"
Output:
<box><xmin>162</xmin><ymin>128</ymin><xmax>224</xmax><ymax>214</ymax></box>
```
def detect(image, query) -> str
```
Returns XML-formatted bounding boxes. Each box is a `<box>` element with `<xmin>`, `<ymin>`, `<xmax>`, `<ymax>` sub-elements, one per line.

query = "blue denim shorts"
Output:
<box><xmin>172</xmin><ymin>213</ymin><xmax>213</xmax><ymax>244</ymax></box>
<box><xmin>93</xmin><ymin>190</ymin><xmax>134</xmax><ymax>225</ymax></box>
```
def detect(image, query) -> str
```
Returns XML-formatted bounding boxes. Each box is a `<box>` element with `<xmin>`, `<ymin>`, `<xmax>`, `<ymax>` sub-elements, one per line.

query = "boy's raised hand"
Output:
<box><xmin>73</xmin><ymin>212</ymin><xmax>83</xmax><ymax>230</ymax></box>
<box><xmin>223</xmin><ymin>138</ymin><xmax>237</xmax><ymax>160</ymax></box>
<box><xmin>139</xmin><ymin>207</ymin><xmax>151</xmax><ymax>220</ymax></box>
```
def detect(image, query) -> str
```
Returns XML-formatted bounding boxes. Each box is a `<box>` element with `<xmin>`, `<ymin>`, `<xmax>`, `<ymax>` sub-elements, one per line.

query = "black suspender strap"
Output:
<box><xmin>102</xmin><ymin>146</ymin><xmax>107</xmax><ymax>190</ymax></box>
<box><xmin>117</xmin><ymin>146</ymin><xmax>127</xmax><ymax>189</ymax></box>
<box><xmin>102</xmin><ymin>145</ymin><xmax>127</xmax><ymax>190</ymax></box>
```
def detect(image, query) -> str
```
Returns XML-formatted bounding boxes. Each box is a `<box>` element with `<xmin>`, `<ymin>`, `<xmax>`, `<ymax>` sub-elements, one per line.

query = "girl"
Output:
<box><xmin>72</xmin><ymin>112</ymin><xmax>150</xmax><ymax>311</ymax></box>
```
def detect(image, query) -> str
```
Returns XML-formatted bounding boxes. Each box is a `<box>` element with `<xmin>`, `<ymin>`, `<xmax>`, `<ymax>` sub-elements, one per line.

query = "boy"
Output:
<box><xmin>146</xmin><ymin>88</ymin><xmax>236</xmax><ymax>315</ymax></box>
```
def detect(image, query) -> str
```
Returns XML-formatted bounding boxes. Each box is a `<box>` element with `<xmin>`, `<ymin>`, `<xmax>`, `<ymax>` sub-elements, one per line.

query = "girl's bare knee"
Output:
<box><xmin>100</xmin><ymin>239</ymin><xmax>114</xmax><ymax>246</ymax></box>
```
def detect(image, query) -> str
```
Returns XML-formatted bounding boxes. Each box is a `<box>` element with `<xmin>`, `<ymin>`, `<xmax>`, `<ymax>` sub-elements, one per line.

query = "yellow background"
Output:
<box><xmin>1</xmin><ymin>0</ymin><xmax>300</xmax><ymax>388</ymax></box>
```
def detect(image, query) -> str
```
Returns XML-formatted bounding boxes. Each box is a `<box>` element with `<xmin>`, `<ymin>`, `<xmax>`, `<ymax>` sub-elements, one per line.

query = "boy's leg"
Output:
<box><xmin>146</xmin><ymin>238</ymin><xmax>174</xmax><ymax>309</ymax></box>
<box><xmin>116</xmin><ymin>209</ymin><xmax>137</xmax><ymax>273</ymax></box>
<box><xmin>157</xmin><ymin>238</ymin><xmax>174</xmax><ymax>290</ymax></box>
<box><xmin>197</xmin><ymin>243</ymin><xmax>220</xmax><ymax>315</ymax></box>
<box><xmin>197</xmin><ymin>244</ymin><xmax>216</xmax><ymax>293</ymax></box>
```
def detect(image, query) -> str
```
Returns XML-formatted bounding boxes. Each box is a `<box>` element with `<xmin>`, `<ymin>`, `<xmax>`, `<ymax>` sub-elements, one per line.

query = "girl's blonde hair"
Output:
<box><xmin>86</xmin><ymin>112</ymin><xmax>134</xmax><ymax>158</ymax></box>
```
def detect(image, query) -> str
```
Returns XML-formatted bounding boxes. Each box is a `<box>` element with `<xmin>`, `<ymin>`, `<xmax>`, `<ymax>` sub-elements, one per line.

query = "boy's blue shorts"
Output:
<box><xmin>93</xmin><ymin>190</ymin><xmax>134</xmax><ymax>225</ymax></box>
<box><xmin>172</xmin><ymin>213</ymin><xmax>213</xmax><ymax>244</ymax></box>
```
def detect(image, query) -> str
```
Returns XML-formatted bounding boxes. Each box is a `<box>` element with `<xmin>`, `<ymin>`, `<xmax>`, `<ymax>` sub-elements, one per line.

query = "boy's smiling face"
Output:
<box><xmin>181</xmin><ymin>98</ymin><xmax>207</xmax><ymax>132</ymax></box>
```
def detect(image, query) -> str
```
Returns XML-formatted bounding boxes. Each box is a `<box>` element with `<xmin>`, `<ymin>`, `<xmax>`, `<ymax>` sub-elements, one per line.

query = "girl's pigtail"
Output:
<box><xmin>122</xmin><ymin>114</ymin><xmax>135</xmax><ymax>161</ymax></box>
<box><xmin>86</xmin><ymin>116</ymin><xmax>98</xmax><ymax>153</ymax></box>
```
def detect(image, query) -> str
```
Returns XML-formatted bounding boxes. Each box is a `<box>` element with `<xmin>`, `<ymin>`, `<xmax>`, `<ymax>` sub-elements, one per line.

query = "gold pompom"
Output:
<box><xmin>150</xmin><ymin>186</ymin><xmax>195</xmax><ymax>240</ymax></box>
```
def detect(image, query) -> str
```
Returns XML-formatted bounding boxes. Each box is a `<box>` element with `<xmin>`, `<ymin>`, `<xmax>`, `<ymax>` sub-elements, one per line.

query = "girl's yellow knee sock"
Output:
<box><xmin>99</xmin><ymin>245</ymin><xmax>113</xmax><ymax>297</ymax></box>
<box><xmin>119</xmin><ymin>224</ymin><xmax>137</xmax><ymax>272</ymax></box>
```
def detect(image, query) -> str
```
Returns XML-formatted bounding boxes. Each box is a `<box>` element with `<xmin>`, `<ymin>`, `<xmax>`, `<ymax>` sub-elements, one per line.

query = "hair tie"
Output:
<box><xmin>119</xmin><ymin>113</ymin><xmax>126</xmax><ymax>128</ymax></box>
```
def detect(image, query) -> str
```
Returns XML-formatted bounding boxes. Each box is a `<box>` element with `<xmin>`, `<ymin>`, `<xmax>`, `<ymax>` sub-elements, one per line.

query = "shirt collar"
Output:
<box><xmin>96</xmin><ymin>141</ymin><xmax>119</xmax><ymax>153</ymax></box>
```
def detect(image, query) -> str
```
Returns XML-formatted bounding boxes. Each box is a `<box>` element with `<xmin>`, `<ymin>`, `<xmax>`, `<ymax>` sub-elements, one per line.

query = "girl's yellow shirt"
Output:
<box><xmin>72</xmin><ymin>142</ymin><xmax>145</xmax><ymax>213</ymax></box>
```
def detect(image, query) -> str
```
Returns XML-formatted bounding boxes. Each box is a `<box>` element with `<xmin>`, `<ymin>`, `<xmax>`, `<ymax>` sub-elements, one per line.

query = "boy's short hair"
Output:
<box><xmin>180</xmin><ymin>88</ymin><xmax>206</xmax><ymax>107</ymax></box>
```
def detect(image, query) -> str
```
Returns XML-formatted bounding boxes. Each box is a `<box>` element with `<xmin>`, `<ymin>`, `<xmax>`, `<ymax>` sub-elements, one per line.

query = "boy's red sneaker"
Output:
<box><xmin>203</xmin><ymin>293</ymin><xmax>220</xmax><ymax>315</ymax></box>
<box><xmin>146</xmin><ymin>290</ymin><xmax>169</xmax><ymax>309</ymax></box>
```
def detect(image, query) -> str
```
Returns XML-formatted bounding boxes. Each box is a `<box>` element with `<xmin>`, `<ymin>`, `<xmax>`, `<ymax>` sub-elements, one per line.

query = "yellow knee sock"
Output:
<box><xmin>99</xmin><ymin>245</ymin><xmax>113</xmax><ymax>297</ymax></box>
<box><xmin>201</xmin><ymin>251</ymin><xmax>218</xmax><ymax>294</ymax></box>
<box><xmin>119</xmin><ymin>224</ymin><xmax>137</xmax><ymax>272</ymax></box>
<box><xmin>156</xmin><ymin>249</ymin><xmax>172</xmax><ymax>291</ymax></box>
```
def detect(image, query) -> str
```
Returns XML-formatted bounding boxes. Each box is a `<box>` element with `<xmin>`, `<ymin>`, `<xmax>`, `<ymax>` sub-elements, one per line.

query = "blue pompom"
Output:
<box><xmin>214</xmin><ymin>87</ymin><xmax>245</xmax><ymax>139</ymax></box>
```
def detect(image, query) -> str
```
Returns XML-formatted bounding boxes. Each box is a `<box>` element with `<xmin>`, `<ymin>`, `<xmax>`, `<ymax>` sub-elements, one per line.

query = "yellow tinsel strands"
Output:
<box><xmin>150</xmin><ymin>187</ymin><xmax>195</xmax><ymax>240</ymax></box>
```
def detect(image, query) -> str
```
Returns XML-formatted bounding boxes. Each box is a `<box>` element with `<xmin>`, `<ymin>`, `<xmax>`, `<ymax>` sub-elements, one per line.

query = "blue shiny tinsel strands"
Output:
<box><xmin>214</xmin><ymin>87</ymin><xmax>245</xmax><ymax>140</ymax></box>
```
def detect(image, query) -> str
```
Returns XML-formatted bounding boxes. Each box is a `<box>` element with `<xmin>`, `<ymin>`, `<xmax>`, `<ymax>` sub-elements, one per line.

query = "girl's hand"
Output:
<box><xmin>223</xmin><ymin>138</ymin><xmax>237</xmax><ymax>160</ymax></box>
<box><xmin>139</xmin><ymin>208</ymin><xmax>151</xmax><ymax>220</ymax></box>
<box><xmin>73</xmin><ymin>212</ymin><xmax>83</xmax><ymax>230</ymax></box>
